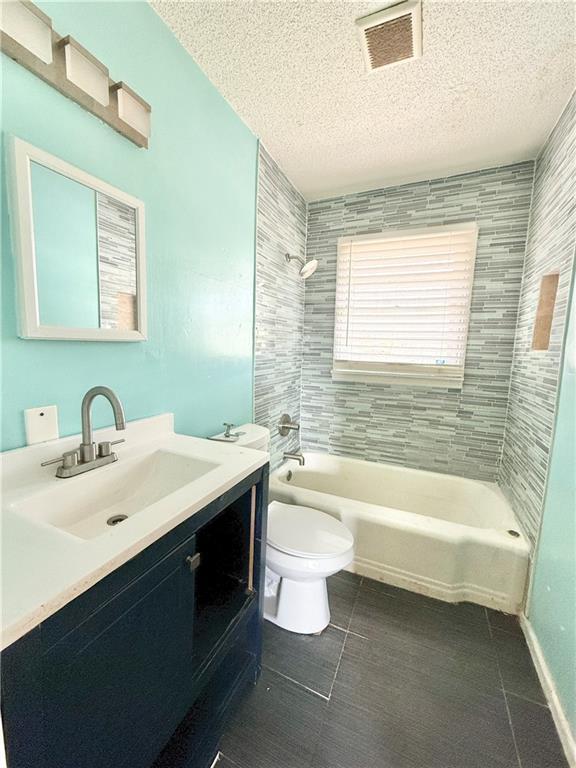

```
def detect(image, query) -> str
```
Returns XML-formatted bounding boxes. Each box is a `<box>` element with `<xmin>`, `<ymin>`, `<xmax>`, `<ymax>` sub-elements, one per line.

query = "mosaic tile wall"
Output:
<box><xmin>500</xmin><ymin>94</ymin><xmax>576</xmax><ymax>544</ymax></box>
<box><xmin>254</xmin><ymin>145</ymin><xmax>307</xmax><ymax>468</ymax></box>
<box><xmin>302</xmin><ymin>163</ymin><xmax>535</xmax><ymax>482</ymax></box>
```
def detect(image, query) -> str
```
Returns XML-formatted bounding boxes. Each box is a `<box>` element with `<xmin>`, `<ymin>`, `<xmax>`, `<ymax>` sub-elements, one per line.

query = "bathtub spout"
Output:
<box><xmin>284</xmin><ymin>452</ymin><xmax>305</xmax><ymax>466</ymax></box>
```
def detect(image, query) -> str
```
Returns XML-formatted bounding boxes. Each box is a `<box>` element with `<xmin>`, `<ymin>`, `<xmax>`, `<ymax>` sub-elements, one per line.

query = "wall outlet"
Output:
<box><xmin>24</xmin><ymin>405</ymin><xmax>59</xmax><ymax>445</ymax></box>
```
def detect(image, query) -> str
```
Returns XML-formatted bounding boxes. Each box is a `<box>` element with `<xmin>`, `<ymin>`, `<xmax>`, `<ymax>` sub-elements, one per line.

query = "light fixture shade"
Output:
<box><xmin>60</xmin><ymin>35</ymin><xmax>109</xmax><ymax>106</ymax></box>
<box><xmin>113</xmin><ymin>82</ymin><xmax>151</xmax><ymax>139</ymax></box>
<box><xmin>0</xmin><ymin>0</ymin><xmax>53</xmax><ymax>64</ymax></box>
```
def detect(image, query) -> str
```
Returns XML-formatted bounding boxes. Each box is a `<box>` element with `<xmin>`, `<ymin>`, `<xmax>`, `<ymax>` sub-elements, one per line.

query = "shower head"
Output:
<box><xmin>300</xmin><ymin>259</ymin><xmax>318</xmax><ymax>278</ymax></box>
<box><xmin>285</xmin><ymin>253</ymin><xmax>318</xmax><ymax>279</ymax></box>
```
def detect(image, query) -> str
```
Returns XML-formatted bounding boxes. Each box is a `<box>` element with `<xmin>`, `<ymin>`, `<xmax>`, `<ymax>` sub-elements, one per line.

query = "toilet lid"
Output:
<box><xmin>267</xmin><ymin>501</ymin><xmax>354</xmax><ymax>559</ymax></box>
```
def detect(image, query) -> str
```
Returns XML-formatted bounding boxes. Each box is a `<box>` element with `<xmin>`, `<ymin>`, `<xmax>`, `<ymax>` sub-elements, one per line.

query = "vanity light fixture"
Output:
<box><xmin>112</xmin><ymin>82</ymin><xmax>151</xmax><ymax>139</ymax></box>
<box><xmin>0</xmin><ymin>0</ymin><xmax>53</xmax><ymax>64</ymax></box>
<box><xmin>58</xmin><ymin>35</ymin><xmax>110</xmax><ymax>107</ymax></box>
<box><xmin>1</xmin><ymin>0</ymin><xmax>151</xmax><ymax>147</ymax></box>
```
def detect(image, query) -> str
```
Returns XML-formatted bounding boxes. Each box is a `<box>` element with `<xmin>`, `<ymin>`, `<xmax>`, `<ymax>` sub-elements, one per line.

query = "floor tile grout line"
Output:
<box><xmin>485</xmin><ymin>605</ymin><xmax>524</xmax><ymax>638</ymax></box>
<box><xmin>309</xmin><ymin>580</ymin><xmax>363</xmax><ymax>768</ymax></box>
<box><xmin>260</xmin><ymin>578</ymin><xmax>364</xmax><ymax>710</ymax></box>
<box><xmin>261</xmin><ymin>664</ymin><xmax>330</xmax><ymax>702</ymax></box>
<box><xmin>491</xmin><ymin>624</ymin><xmax>526</xmax><ymax>639</ymax></box>
<box><xmin>217</xmin><ymin>752</ymin><xmax>241</xmax><ymax>768</ymax></box>
<box><xmin>486</xmin><ymin>605</ymin><xmax>525</xmax><ymax>768</ymax></box>
<box><xmin>502</xmin><ymin>686</ymin><xmax>524</xmax><ymax>768</ymax></box>
<box><xmin>329</xmin><ymin>622</ymin><xmax>368</xmax><ymax>640</ymax></box>
<box><xmin>484</xmin><ymin>607</ymin><xmax>494</xmax><ymax>639</ymax></box>
<box><xmin>504</xmin><ymin>688</ymin><xmax>550</xmax><ymax>709</ymax></box>
<box><xmin>493</xmin><ymin>627</ymin><xmax>525</xmax><ymax>638</ymax></box>
<box><xmin>327</xmin><ymin>579</ymin><xmax>361</xmax><ymax>702</ymax></box>
<box><xmin>327</xmin><ymin>625</ymin><xmax>349</xmax><ymax>702</ymax></box>
<box><xmin>487</xmin><ymin>605</ymin><xmax>525</xmax><ymax>768</ymax></box>
<box><xmin>488</xmin><ymin>613</ymin><xmax>548</xmax><ymax>710</ymax></box>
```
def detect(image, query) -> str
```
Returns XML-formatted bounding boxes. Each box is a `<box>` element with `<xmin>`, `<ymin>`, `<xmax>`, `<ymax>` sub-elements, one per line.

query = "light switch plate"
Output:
<box><xmin>24</xmin><ymin>405</ymin><xmax>59</xmax><ymax>445</ymax></box>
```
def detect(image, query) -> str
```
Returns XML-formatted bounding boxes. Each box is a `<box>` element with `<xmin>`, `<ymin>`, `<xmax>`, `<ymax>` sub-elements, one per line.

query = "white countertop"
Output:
<box><xmin>1</xmin><ymin>414</ymin><xmax>268</xmax><ymax>650</ymax></box>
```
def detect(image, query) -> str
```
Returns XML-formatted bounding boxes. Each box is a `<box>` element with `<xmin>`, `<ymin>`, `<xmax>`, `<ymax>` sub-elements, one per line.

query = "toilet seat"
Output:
<box><xmin>267</xmin><ymin>501</ymin><xmax>354</xmax><ymax>559</ymax></box>
<box><xmin>207</xmin><ymin>423</ymin><xmax>355</xmax><ymax>634</ymax></box>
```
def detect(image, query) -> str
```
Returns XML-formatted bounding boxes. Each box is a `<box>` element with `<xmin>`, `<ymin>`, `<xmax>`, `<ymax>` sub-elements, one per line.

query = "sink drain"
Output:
<box><xmin>107</xmin><ymin>514</ymin><xmax>128</xmax><ymax>527</ymax></box>
<box><xmin>507</xmin><ymin>529</ymin><xmax>520</xmax><ymax>538</ymax></box>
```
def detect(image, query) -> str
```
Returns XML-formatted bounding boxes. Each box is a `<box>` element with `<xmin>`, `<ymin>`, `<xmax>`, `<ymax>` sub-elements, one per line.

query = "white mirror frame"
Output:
<box><xmin>8</xmin><ymin>136</ymin><xmax>147</xmax><ymax>341</ymax></box>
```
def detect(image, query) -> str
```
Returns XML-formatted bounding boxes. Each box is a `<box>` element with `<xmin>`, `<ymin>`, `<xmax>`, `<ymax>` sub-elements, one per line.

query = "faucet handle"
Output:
<box><xmin>278</xmin><ymin>414</ymin><xmax>300</xmax><ymax>437</ymax></box>
<box><xmin>41</xmin><ymin>455</ymin><xmax>64</xmax><ymax>467</ymax></box>
<box><xmin>62</xmin><ymin>450</ymin><xmax>80</xmax><ymax>469</ymax></box>
<box><xmin>98</xmin><ymin>439</ymin><xmax>125</xmax><ymax>458</ymax></box>
<box><xmin>41</xmin><ymin>449</ymin><xmax>79</xmax><ymax>469</ymax></box>
<box><xmin>223</xmin><ymin>422</ymin><xmax>236</xmax><ymax>438</ymax></box>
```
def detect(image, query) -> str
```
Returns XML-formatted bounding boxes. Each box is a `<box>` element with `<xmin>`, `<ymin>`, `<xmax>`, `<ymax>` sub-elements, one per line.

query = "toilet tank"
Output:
<box><xmin>211</xmin><ymin>423</ymin><xmax>270</xmax><ymax>452</ymax></box>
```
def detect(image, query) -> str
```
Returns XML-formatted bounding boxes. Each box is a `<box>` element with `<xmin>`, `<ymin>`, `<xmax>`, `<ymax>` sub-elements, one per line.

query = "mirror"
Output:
<box><xmin>9</xmin><ymin>137</ymin><xmax>146</xmax><ymax>341</ymax></box>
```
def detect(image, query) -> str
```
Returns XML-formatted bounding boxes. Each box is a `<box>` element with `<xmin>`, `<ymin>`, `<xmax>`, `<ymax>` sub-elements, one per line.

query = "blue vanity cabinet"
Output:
<box><xmin>1</xmin><ymin>465</ymin><xmax>269</xmax><ymax>768</ymax></box>
<box><xmin>41</xmin><ymin>533</ymin><xmax>199</xmax><ymax>768</ymax></box>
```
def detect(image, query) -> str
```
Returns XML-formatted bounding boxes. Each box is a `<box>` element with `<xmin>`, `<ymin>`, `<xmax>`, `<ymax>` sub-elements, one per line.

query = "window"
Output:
<box><xmin>333</xmin><ymin>222</ymin><xmax>478</xmax><ymax>387</ymax></box>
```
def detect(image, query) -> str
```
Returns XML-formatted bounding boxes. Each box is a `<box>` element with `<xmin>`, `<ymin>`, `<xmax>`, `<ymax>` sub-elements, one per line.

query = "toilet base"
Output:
<box><xmin>264</xmin><ymin>576</ymin><xmax>330</xmax><ymax>635</ymax></box>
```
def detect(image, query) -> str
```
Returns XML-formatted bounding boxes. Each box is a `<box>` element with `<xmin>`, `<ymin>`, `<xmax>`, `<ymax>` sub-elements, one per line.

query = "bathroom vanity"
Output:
<box><xmin>0</xmin><ymin>415</ymin><xmax>269</xmax><ymax>768</ymax></box>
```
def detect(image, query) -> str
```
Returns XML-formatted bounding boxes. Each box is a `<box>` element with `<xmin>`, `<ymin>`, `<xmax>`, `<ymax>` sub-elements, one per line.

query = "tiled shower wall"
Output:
<box><xmin>500</xmin><ymin>94</ymin><xmax>576</xmax><ymax>544</ymax></box>
<box><xmin>254</xmin><ymin>146</ymin><xmax>307</xmax><ymax>468</ymax></box>
<box><xmin>255</xmin><ymin>99</ymin><xmax>573</xmax><ymax>539</ymax></box>
<box><xmin>301</xmin><ymin>164</ymin><xmax>535</xmax><ymax>481</ymax></box>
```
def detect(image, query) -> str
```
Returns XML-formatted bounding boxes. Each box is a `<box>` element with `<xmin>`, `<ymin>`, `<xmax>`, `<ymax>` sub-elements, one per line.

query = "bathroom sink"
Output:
<box><xmin>1</xmin><ymin>414</ymin><xmax>270</xmax><ymax>649</ymax></box>
<box><xmin>9</xmin><ymin>449</ymin><xmax>218</xmax><ymax>540</ymax></box>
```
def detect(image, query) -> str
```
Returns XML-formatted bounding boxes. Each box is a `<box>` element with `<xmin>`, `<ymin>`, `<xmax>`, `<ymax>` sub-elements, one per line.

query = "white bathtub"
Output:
<box><xmin>269</xmin><ymin>452</ymin><xmax>530</xmax><ymax>614</ymax></box>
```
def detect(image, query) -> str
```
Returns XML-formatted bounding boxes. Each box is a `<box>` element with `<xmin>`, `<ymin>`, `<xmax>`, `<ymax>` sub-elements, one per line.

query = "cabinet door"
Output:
<box><xmin>40</xmin><ymin>535</ymin><xmax>199</xmax><ymax>768</ymax></box>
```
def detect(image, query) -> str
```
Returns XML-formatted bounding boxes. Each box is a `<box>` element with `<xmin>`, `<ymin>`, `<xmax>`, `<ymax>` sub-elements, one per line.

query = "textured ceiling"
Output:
<box><xmin>152</xmin><ymin>0</ymin><xmax>575</xmax><ymax>200</ymax></box>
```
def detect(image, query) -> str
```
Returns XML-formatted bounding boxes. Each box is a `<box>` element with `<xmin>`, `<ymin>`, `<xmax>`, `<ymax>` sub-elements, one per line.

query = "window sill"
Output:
<box><xmin>331</xmin><ymin>369</ymin><xmax>463</xmax><ymax>389</ymax></box>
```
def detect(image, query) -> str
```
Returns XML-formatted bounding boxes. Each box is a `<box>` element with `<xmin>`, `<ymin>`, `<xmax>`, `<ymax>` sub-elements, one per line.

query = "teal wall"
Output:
<box><xmin>31</xmin><ymin>162</ymin><xmax>100</xmax><ymax>328</ymax></box>
<box><xmin>528</xmin><ymin>263</ymin><xmax>576</xmax><ymax>738</ymax></box>
<box><xmin>1</xmin><ymin>2</ymin><xmax>258</xmax><ymax>450</ymax></box>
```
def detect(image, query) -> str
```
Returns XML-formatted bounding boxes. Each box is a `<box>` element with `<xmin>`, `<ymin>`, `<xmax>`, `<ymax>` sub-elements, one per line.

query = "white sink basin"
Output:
<box><xmin>1</xmin><ymin>414</ymin><xmax>269</xmax><ymax>650</ymax></box>
<box><xmin>9</xmin><ymin>449</ymin><xmax>218</xmax><ymax>540</ymax></box>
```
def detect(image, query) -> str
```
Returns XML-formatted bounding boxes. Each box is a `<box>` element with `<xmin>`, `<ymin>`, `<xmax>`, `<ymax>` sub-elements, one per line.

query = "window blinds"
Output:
<box><xmin>333</xmin><ymin>223</ymin><xmax>478</xmax><ymax>386</ymax></box>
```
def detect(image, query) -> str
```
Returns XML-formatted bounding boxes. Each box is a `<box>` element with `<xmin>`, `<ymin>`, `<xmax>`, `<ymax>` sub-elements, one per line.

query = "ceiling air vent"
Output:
<box><xmin>356</xmin><ymin>0</ymin><xmax>422</xmax><ymax>72</ymax></box>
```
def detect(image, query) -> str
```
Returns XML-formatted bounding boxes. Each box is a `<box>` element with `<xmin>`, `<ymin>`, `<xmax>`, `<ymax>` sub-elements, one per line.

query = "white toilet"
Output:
<box><xmin>265</xmin><ymin>500</ymin><xmax>354</xmax><ymax>634</ymax></box>
<box><xmin>210</xmin><ymin>423</ymin><xmax>354</xmax><ymax>634</ymax></box>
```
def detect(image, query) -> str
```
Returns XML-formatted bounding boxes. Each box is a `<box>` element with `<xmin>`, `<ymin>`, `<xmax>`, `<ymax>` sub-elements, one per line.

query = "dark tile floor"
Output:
<box><xmin>219</xmin><ymin>574</ymin><xmax>569</xmax><ymax>768</ymax></box>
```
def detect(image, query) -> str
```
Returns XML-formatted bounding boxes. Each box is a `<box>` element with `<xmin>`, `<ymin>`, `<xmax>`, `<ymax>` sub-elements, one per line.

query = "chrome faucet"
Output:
<box><xmin>208</xmin><ymin>422</ymin><xmax>244</xmax><ymax>443</ymax></box>
<box><xmin>283</xmin><ymin>451</ymin><xmax>305</xmax><ymax>466</ymax></box>
<box><xmin>80</xmin><ymin>386</ymin><xmax>126</xmax><ymax>462</ymax></box>
<box><xmin>41</xmin><ymin>386</ymin><xmax>126</xmax><ymax>478</ymax></box>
